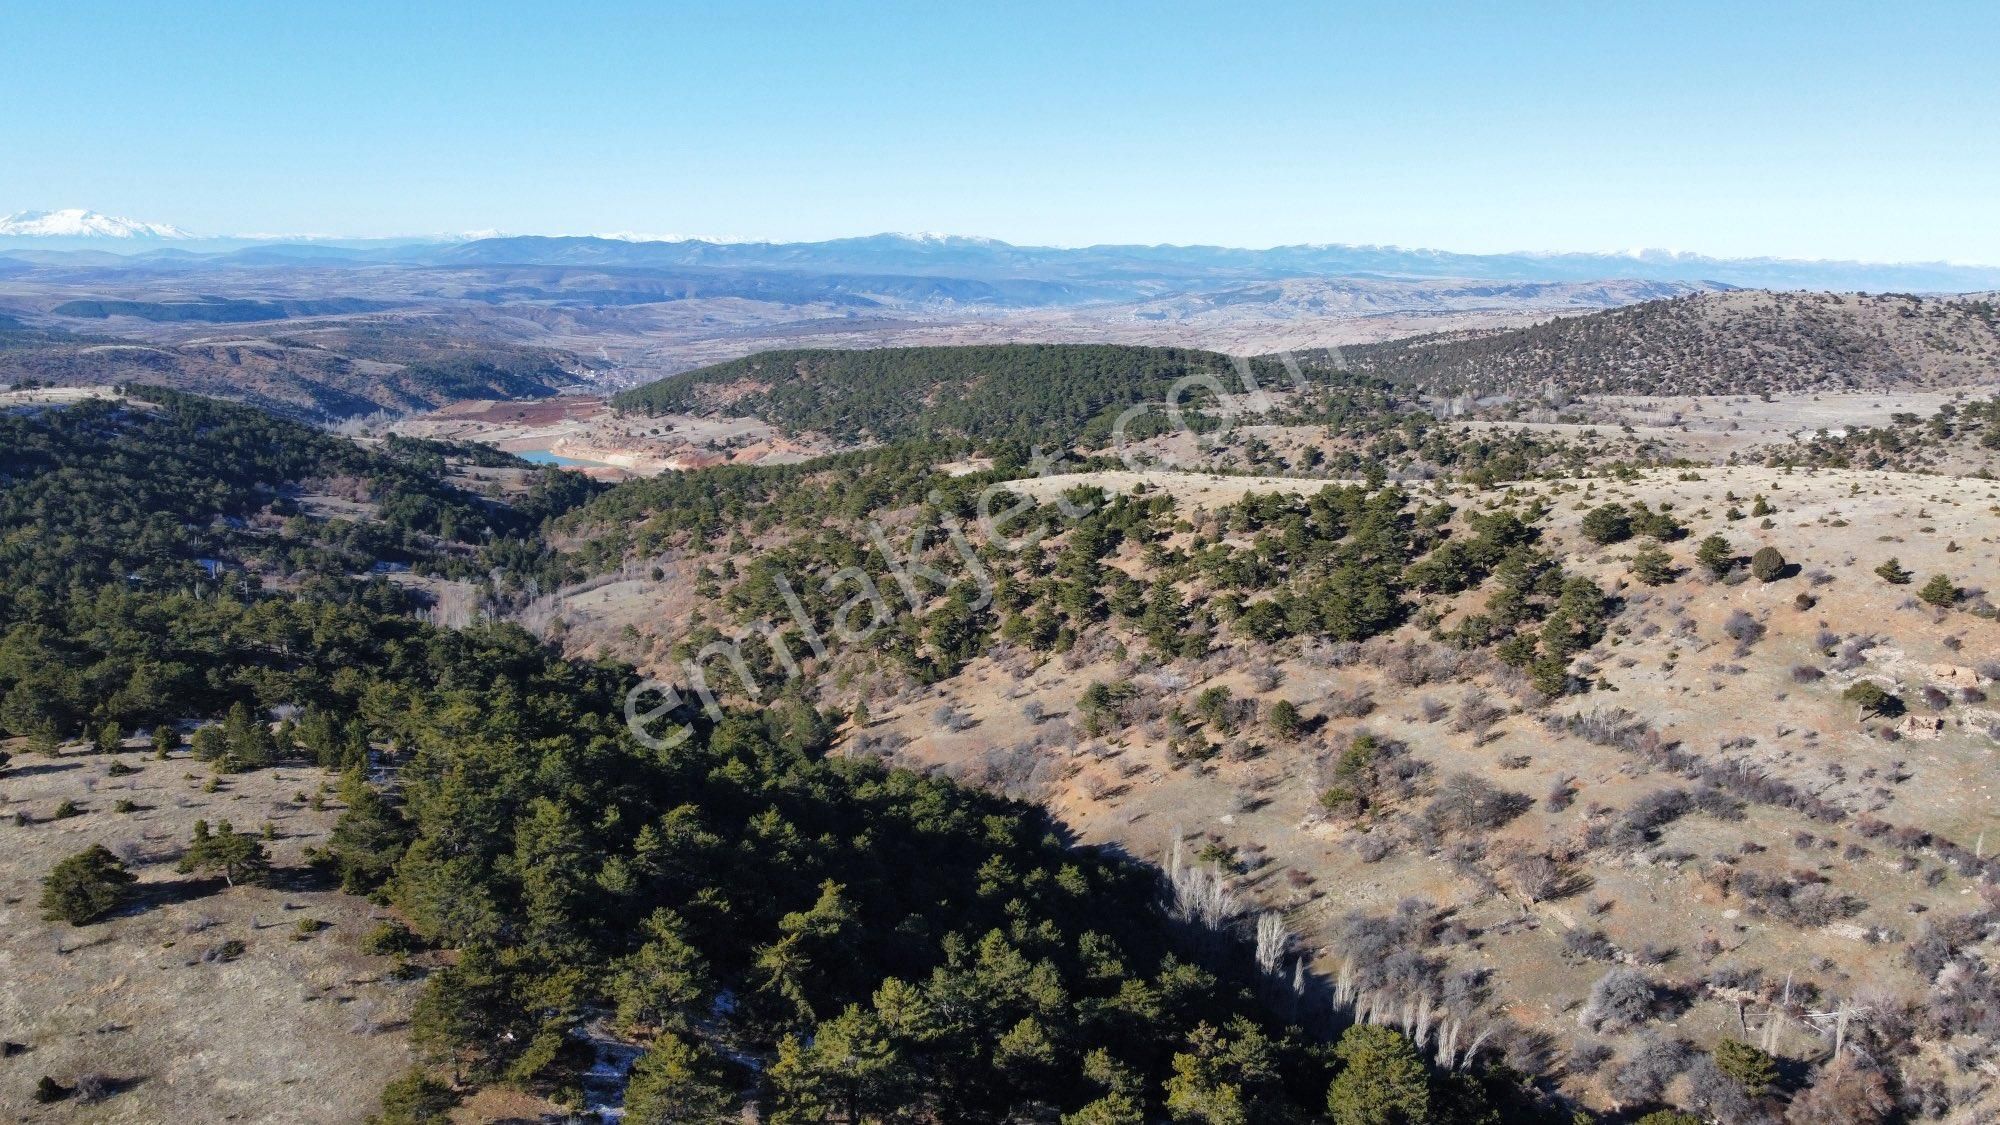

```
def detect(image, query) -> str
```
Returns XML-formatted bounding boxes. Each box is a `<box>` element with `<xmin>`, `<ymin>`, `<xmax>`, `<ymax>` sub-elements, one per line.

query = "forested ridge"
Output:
<box><xmin>610</xmin><ymin>343</ymin><xmax>1380</xmax><ymax>448</ymax></box>
<box><xmin>1340</xmin><ymin>292</ymin><xmax>2000</xmax><ymax>398</ymax></box>
<box><xmin>4</xmin><ymin>390</ymin><xmax>1546</xmax><ymax>1121</ymax></box>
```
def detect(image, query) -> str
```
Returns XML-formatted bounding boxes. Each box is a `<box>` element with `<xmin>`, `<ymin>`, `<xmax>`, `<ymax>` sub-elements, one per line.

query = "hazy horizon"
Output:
<box><xmin>9</xmin><ymin>209</ymin><xmax>2000</xmax><ymax>275</ymax></box>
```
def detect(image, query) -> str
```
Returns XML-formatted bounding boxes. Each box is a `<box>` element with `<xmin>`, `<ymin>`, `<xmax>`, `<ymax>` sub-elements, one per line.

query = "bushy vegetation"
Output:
<box><xmin>40</xmin><ymin>844</ymin><xmax>136</xmax><ymax>925</ymax></box>
<box><xmin>1919</xmin><ymin>572</ymin><xmax>1958</xmax><ymax>607</ymax></box>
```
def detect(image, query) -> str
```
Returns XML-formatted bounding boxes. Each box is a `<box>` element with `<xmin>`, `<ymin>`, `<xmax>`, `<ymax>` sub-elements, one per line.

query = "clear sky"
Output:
<box><xmin>4</xmin><ymin>1</ymin><xmax>1996</xmax><ymax>262</ymax></box>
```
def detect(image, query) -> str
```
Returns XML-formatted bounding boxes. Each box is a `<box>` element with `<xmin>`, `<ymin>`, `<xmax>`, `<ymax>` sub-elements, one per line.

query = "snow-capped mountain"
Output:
<box><xmin>0</xmin><ymin>209</ymin><xmax>195</xmax><ymax>239</ymax></box>
<box><xmin>3</xmin><ymin>208</ymin><xmax>1998</xmax><ymax>291</ymax></box>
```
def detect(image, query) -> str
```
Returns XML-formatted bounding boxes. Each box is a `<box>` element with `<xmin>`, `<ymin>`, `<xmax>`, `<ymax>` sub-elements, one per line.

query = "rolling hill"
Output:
<box><xmin>609</xmin><ymin>343</ymin><xmax>1332</xmax><ymax>447</ymax></box>
<box><xmin>0</xmin><ymin>317</ymin><xmax>588</xmax><ymax>420</ymax></box>
<box><xmin>1340</xmin><ymin>291</ymin><xmax>2000</xmax><ymax>398</ymax></box>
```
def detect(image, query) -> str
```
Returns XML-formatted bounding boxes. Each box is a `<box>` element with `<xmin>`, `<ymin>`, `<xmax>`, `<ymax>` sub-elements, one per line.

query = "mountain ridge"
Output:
<box><xmin>0</xmin><ymin>208</ymin><xmax>193</xmax><ymax>239</ymax></box>
<box><xmin>9</xmin><ymin>211</ymin><xmax>2000</xmax><ymax>292</ymax></box>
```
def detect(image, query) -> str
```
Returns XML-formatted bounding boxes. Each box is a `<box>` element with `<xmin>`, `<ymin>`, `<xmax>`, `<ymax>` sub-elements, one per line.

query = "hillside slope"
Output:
<box><xmin>0</xmin><ymin>317</ymin><xmax>584</xmax><ymax>420</ymax></box>
<box><xmin>1340</xmin><ymin>291</ymin><xmax>2000</xmax><ymax>398</ymax></box>
<box><xmin>1</xmin><ymin>389</ymin><xmax>1425</xmax><ymax>1125</ymax></box>
<box><xmin>610</xmin><ymin>343</ymin><xmax>1343</xmax><ymax>447</ymax></box>
<box><xmin>544</xmin><ymin>370</ymin><xmax>2000</xmax><ymax>1121</ymax></box>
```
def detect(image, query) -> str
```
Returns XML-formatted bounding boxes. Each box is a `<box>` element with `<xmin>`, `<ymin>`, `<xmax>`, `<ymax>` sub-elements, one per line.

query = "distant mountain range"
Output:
<box><xmin>0</xmin><ymin>208</ymin><xmax>193</xmax><ymax>240</ymax></box>
<box><xmin>6</xmin><ymin>210</ymin><xmax>2000</xmax><ymax>293</ymax></box>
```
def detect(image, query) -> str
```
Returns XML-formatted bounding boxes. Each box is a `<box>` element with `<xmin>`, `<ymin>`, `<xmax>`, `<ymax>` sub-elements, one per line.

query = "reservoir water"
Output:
<box><xmin>517</xmin><ymin>449</ymin><xmax>609</xmax><ymax>469</ymax></box>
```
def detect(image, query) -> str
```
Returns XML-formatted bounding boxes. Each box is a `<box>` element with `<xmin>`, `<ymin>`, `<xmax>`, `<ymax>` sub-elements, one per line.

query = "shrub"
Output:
<box><xmin>1580</xmin><ymin>967</ymin><xmax>1656</xmax><ymax>1032</ymax></box>
<box><xmin>1785</xmin><ymin>1057</ymin><xmax>1893</xmax><ymax>1125</ymax></box>
<box><xmin>1630</xmin><ymin>544</ymin><xmax>1673</xmax><ymax>586</ymax></box>
<box><xmin>1750</xmin><ymin>546</ymin><xmax>1786</xmax><ymax>582</ymax></box>
<box><xmin>1319</xmin><ymin>786</ymin><xmax>1362</xmax><ymax>817</ymax></box>
<box><xmin>73</xmin><ymin>1073</ymin><xmax>114</xmax><ymax>1104</ymax></box>
<box><xmin>1614</xmin><ymin>788</ymin><xmax>1694</xmax><ymax>847</ymax></box>
<box><xmin>1875</xmin><ymin>557</ymin><xmax>1913</xmax><ymax>585</ymax></box>
<box><xmin>1629</xmin><ymin>503</ymin><xmax>1685</xmax><ymax>541</ymax></box>
<box><xmin>1683</xmin><ymin>1055</ymin><xmax>1759</xmax><ymax>1125</ymax></box>
<box><xmin>1713</xmin><ymin>1037</ymin><xmax>1777</xmax><ymax>1096</ymax></box>
<box><xmin>1247</xmin><ymin>663</ymin><xmax>1283</xmax><ymax>692</ymax></box>
<box><xmin>1919</xmin><ymin>573</ymin><xmax>1958</xmax><ymax>607</ymax></box>
<box><xmin>40</xmin><ymin>845</ymin><xmax>136</xmax><ymax>925</ymax></box>
<box><xmin>1692</xmin><ymin>786</ymin><xmax>1746</xmax><ymax>821</ymax></box>
<box><xmin>1842</xmin><ymin>681</ymin><xmax>1903</xmax><ymax>719</ymax></box>
<box><xmin>1266</xmin><ymin>699</ymin><xmax>1304</xmax><ymax>738</ymax></box>
<box><xmin>372</xmin><ymin>1066</ymin><xmax>460</xmax><ymax>1124</ymax></box>
<box><xmin>1570</xmin><ymin>1041</ymin><xmax>1614</xmax><ymax>1075</ymax></box>
<box><xmin>1721</xmin><ymin>610</ymin><xmax>1765</xmax><ymax>645</ymax></box>
<box><xmin>1544</xmin><ymin>777</ymin><xmax>1575</xmax><ymax>811</ymax></box>
<box><xmin>1580</xmin><ymin>504</ymin><xmax>1633</xmax><ymax>545</ymax></box>
<box><xmin>1424</xmin><ymin>773</ymin><xmax>1530</xmax><ymax>834</ymax></box>
<box><xmin>1325</xmin><ymin>689</ymin><xmax>1376</xmax><ymax>719</ymax></box>
<box><xmin>1695</xmin><ymin>534</ymin><xmax>1734</xmax><ymax>578</ymax></box>
<box><xmin>1610</xmin><ymin>1034</ymin><xmax>1691</xmax><ymax>1105</ymax></box>
<box><xmin>1562</xmin><ymin>928</ymin><xmax>1616</xmax><ymax>962</ymax></box>
<box><xmin>1449</xmin><ymin>691</ymin><xmax>1505</xmax><ymax>734</ymax></box>
<box><xmin>205</xmin><ymin>938</ymin><xmax>247</xmax><ymax>962</ymax></box>
<box><xmin>1354</xmin><ymin>834</ymin><xmax>1393</xmax><ymax>863</ymax></box>
<box><xmin>1504</xmin><ymin>850</ymin><xmax>1565</xmax><ymax>900</ymax></box>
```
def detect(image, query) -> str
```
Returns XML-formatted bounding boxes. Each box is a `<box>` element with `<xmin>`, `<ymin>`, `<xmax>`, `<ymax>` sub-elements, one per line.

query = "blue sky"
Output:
<box><xmin>4</xmin><ymin>1</ymin><xmax>1996</xmax><ymax>262</ymax></box>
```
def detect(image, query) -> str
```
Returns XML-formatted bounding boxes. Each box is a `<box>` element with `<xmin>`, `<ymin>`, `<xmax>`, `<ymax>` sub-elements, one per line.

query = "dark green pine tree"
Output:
<box><xmin>41</xmin><ymin>845</ymin><xmax>137</xmax><ymax>925</ymax></box>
